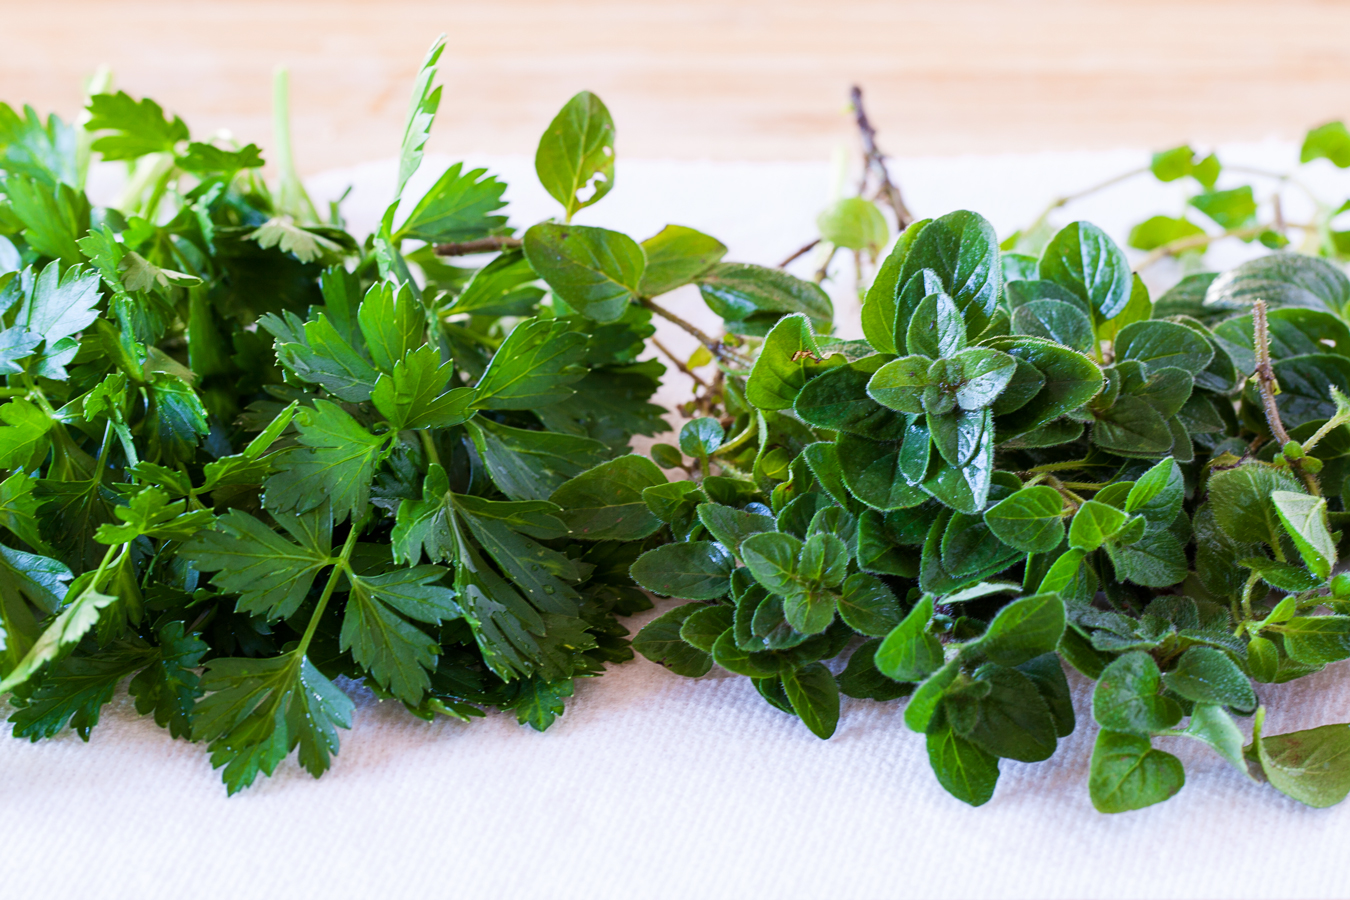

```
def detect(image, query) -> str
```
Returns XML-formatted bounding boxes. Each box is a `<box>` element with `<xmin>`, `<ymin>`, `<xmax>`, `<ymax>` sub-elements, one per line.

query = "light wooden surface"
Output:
<box><xmin>8</xmin><ymin>1</ymin><xmax>1350</xmax><ymax>172</ymax></box>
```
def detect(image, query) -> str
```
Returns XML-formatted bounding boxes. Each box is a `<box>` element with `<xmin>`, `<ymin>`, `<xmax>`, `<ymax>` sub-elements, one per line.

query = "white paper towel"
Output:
<box><xmin>7</xmin><ymin>144</ymin><xmax>1350</xmax><ymax>900</ymax></box>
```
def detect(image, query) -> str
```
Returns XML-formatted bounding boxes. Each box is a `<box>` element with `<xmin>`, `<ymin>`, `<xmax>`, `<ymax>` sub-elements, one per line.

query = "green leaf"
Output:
<box><xmin>1092</xmin><ymin>651</ymin><xmax>1183</xmax><ymax>735</ymax></box>
<box><xmin>1039</xmin><ymin>221</ymin><xmax>1132</xmax><ymax>322</ymax></box>
<box><xmin>535</xmin><ymin>90</ymin><xmax>615</xmax><ymax>220</ymax></box>
<box><xmin>983</xmin><ymin>485</ymin><xmax>1064</xmax><ymax>553</ymax></box>
<box><xmin>927</xmin><ymin>709</ymin><xmax>1000</xmax><ymax>806</ymax></box>
<box><xmin>371</xmin><ymin>345</ymin><xmax>472</xmax><ymax>430</ymax></box>
<box><xmin>1127</xmin><ymin>215</ymin><xmax>1205</xmax><ymax>251</ymax></box>
<box><xmin>264</xmin><ymin>400</ymin><xmax>388</xmax><ymax>524</ymax></box>
<box><xmin>836</xmin><ymin>432</ymin><xmax>928</xmax><ymax>511</ymax></box>
<box><xmin>357</xmin><ymin>280</ymin><xmax>424</xmax><ymax>373</ymax></box>
<box><xmin>471</xmin><ymin>317</ymin><xmax>587</xmax><ymax>410</ymax></box>
<box><xmin>267</xmin><ymin>310</ymin><xmax>380</xmax><ymax>402</ymax></box>
<box><xmin>948</xmin><ymin>348</ymin><xmax>1018</xmax><ymax>412</ymax></box>
<box><xmin>696</xmin><ymin>263</ymin><xmax>833</xmax><ymax>331</ymax></box>
<box><xmin>1124</xmin><ymin>458</ymin><xmax>1183</xmax><ymax>528</ymax></box>
<box><xmin>6</xmin><ymin>179</ymin><xmax>91</xmax><ymax>267</ymax></box>
<box><xmin>1068</xmin><ymin>500</ymin><xmax>1127</xmax><ymax>552</ymax></box>
<box><xmin>906</xmin><ymin>291</ymin><xmax>967</xmax><ymax>358</ymax></box>
<box><xmin>0</xmin><ymin>572</ymin><xmax>118</xmax><ymax>693</ymax></box>
<box><xmin>875</xmin><ymin>595</ymin><xmax>942</xmax><ymax>681</ymax></box>
<box><xmin>740</xmin><ymin>531</ymin><xmax>840</xmax><ymax>635</ymax></box>
<box><xmin>183</xmin><ymin>507</ymin><xmax>334</xmax><ymax>620</ymax></box>
<box><xmin>127</xmin><ymin>620</ymin><xmax>208</xmax><ymax>739</ymax></box>
<box><xmin>1181</xmin><ymin>703</ymin><xmax>1250</xmax><ymax>776</ymax></box>
<box><xmin>638</xmin><ymin>225</ymin><xmax>727</xmax><ymax>296</ymax></box>
<box><xmin>1189</xmin><ymin>187</ymin><xmax>1257</xmax><ymax>229</ymax></box>
<box><xmin>1208</xmin><ymin>464</ymin><xmax>1303</xmax><ymax>546</ymax></box>
<box><xmin>1089</xmin><ymin>730</ymin><xmax>1185</xmax><ymax>813</ymax></box>
<box><xmin>550</xmin><ymin>454</ymin><xmax>665</xmax><ymax>541</ymax></box>
<box><xmin>746</xmin><ymin>313</ymin><xmax>842</xmax><ymax>410</ymax></box>
<box><xmin>447</xmin><ymin>250</ymin><xmax>544</xmax><ymax>317</ymax></box>
<box><xmin>1010</xmin><ymin>299</ymin><xmax>1094</xmax><ymax>353</ymax></box>
<box><xmin>469</xmin><ymin>418</ymin><xmax>608</xmax><ymax>502</ymax></box>
<box><xmin>93</xmin><ymin>486</ymin><xmax>214</xmax><ymax>544</ymax></box>
<box><xmin>696</xmin><ymin>502</ymin><xmax>776</xmax><ymax>554</ymax></box>
<box><xmin>392</xmin><ymin>36</ymin><xmax>445</xmax><ymax>200</ymax></box>
<box><xmin>795</xmin><ymin>356</ymin><xmax>907</xmax><ymax>440</ymax></box>
<box><xmin>836</xmin><ymin>572</ymin><xmax>903</xmax><ymax>637</ymax></box>
<box><xmin>395</xmin><ymin>162</ymin><xmax>507</xmax><ymax>243</ymax></box>
<box><xmin>12</xmin><ymin>261</ymin><xmax>103</xmax><ymax>377</ymax></box>
<box><xmin>8</xmin><ymin>641</ymin><xmax>155</xmax><ymax>740</ymax></box>
<box><xmin>632</xmin><ymin>603</ymin><xmax>713</xmax><ymax>677</ymax></box>
<box><xmin>0</xmin><ymin>398</ymin><xmax>54</xmax><ymax>470</ymax></box>
<box><xmin>1255</xmin><ymin>713</ymin><xmax>1350</xmax><ymax>808</ymax></box>
<box><xmin>1205</xmin><ymin>253</ymin><xmax>1349</xmax><ymax>317</ymax></box>
<box><xmin>341</xmin><ymin>566</ymin><xmax>461</xmax><ymax>704</ymax></box>
<box><xmin>817</xmin><ymin>197</ymin><xmax>888</xmax><ymax>252</ymax></box>
<box><xmin>977</xmin><ymin>593</ymin><xmax>1066</xmax><ymax>667</ymax></box>
<box><xmin>1091</xmin><ymin>394</ymin><xmax>1174</xmax><ymax>456</ymax></box>
<box><xmin>1151</xmin><ymin>145</ymin><xmax>1197</xmax><ymax>181</ymax></box>
<box><xmin>1276</xmin><ymin>616</ymin><xmax>1350</xmax><ymax>666</ymax></box>
<box><xmin>1271</xmin><ymin>490</ymin><xmax>1337</xmax><ymax>578</ymax></box>
<box><xmin>1302</xmin><ymin>121</ymin><xmax>1350</xmax><ymax>167</ymax></box>
<box><xmin>522</xmin><ymin>222</ymin><xmax>643</xmax><ymax>323</ymax></box>
<box><xmin>192</xmin><ymin>652</ymin><xmax>353</xmax><ymax>794</ymax></box>
<box><xmin>680</xmin><ymin>606</ymin><xmax>733</xmax><ymax>653</ymax></box>
<box><xmin>895</xmin><ymin>210</ymin><xmax>1001</xmax><ymax>344</ymax></box>
<box><xmin>1162</xmin><ymin>646</ymin><xmax>1256</xmax><ymax>711</ymax></box>
<box><xmin>985</xmin><ymin>336</ymin><xmax>1103</xmax><ymax>436</ymax></box>
<box><xmin>86</xmin><ymin>91</ymin><xmax>189</xmax><ymax>159</ymax></box>
<box><xmin>866</xmin><ymin>354</ymin><xmax>932</xmax><ymax>415</ymax></box>
<box><xmin>1115</xmin><ymin>320</ymin><xmax>1214</xmax><ymax>373</ymax></box>
<box><xmin>861</xmin><ymin>218</ymin><xmax>930</xmax><ymax>353</ymax></box>
<box><xmin>782</xmin><ymin>662</ymin><xmax>840</xmax><ymax>738</ymax></box>
<box><xmin>679</xmin><ymin>417</ymin><xmax>724</xmax><ymax>458</ymax></box>
<box><xmin>1107</xmin><ymin>527</ymin><xmax>1188</xmax><ymax>587</ymax></box>
<box><xmin>630</xmin><ymin>542</ymin><xmax>734</xmax><ymax>600</ymax></box>
<box><xmin>958</xmin><ymin>663</ymin><xmax>1059</xmax><ymax>762</ymax></box>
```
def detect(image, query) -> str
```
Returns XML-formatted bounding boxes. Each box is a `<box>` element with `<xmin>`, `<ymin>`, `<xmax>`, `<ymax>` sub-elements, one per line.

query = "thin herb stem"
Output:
<box><xmin>850</xmin><ymin>85</ymin><xmax>913</xmax><ymax>228</ymax></box>
<box><xmin>419</xmin><ymin>430</ymin><xmax>441</xmax><ymax>467</ymax></box>
<box><xmin>639</xmin><ymin>297</ymin><xmax>752</xmax><ymax>367</ymax></box>
<box><xmin>1253</xmin><ymin>299</ymin><xmax>1319</xmax><ymax>494</ymax></box>
<box><xmin>1021</xmin><ymin>458</ymin><xmax>1108</xmax><ymax>475</ymax></box>
<box><xmin>650</xmin><ymin>336</ymin><xmax>711</xmax><ymax>390</ymax></box>
<box><xmin>433</xmin><ymin>236</ymin><xmax>523</xmax><ymax>257</ymax></box>
<box><xmin>298</xmin><ymin>517</ymin><xmax>365</xmax><ymax>656</ymax></box>
<box><xmin>713</xmin><ymin>419</ymin><xmax>757</xmax><ymax>457</ymax></box>
<box><xmin>778</xmin><ymin>239</ymin><xmax>820</xmax><ymax>269</ymax></box>
<box><xmin>1136</xmin><ymin>224</ymin><xmax>1286</xmax><ymax>271</ymax></box>
<box><xmin>1021</xmin><ymin>167</ymin><xmax>1150</xmax><ymax>239</ymax></box>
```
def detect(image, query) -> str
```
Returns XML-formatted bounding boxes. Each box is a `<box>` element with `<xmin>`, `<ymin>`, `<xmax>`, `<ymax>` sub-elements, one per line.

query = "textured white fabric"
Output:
<box><xmin>7</xmin><ymin>145</ymin><xmax>1350</xmax><ymax>900</ymax></box>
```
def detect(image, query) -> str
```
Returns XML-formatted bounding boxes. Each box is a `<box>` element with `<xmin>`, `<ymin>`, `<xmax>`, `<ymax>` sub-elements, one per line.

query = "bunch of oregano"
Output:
<box><xmin>630</xmin><ymin>94</ymin><xmax>1350</xmax><ymax>813</ymax></box>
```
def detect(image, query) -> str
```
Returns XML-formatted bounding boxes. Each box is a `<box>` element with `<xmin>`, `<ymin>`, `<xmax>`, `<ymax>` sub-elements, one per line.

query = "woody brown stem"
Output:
<box><xmin>639</xmin><ymin>297</ymin><xmax>752</xmax><ymax>368</ymax></box>
<box><xmin>1254</xmin><ymin>298</ymin><xmax>1319</xmax><ymax>494</ymax></box>
<box><xmin>850</xmin><ymin>85</ymin><xmax>913</xmax><ymax>229</ymax></box>
<box><xmin>651</xmin><ymin>336</ymin><xmax>711</xmax><ymax>390</ymax></box>
<box><xmin>433</xmin><ymin>236</ymin><xmax>522</xmax><ymax>256</ymax></box>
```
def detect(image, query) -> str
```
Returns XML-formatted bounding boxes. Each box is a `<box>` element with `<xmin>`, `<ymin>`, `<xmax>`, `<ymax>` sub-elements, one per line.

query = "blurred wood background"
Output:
<box><xmin>9</xmin><ymin>1</ymin><xmax>1350</xmax><ymax>173</ymax></box>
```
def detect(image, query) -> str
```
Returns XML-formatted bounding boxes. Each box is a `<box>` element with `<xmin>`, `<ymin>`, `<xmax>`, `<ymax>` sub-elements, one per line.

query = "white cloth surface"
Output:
<box><xmin>10</xmin><ymin>144</ymin><xmax>1350</xmax><ymax>900</ymax></box>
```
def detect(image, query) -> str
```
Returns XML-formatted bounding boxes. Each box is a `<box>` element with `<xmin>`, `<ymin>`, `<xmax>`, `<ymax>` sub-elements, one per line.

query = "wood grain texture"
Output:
<box><xmin>8</xmin><ymin>1</ymin><xmax>1350</xmax><ymax>172</ymax></box>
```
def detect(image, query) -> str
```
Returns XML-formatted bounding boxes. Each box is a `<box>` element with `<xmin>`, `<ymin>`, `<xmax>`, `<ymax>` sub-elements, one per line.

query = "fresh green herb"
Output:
<box><xmin>631</xmin><ymin>88</ymin><xmax>1350</xmax><ymax>813</ymax></box>
<box><xmin>8</xmin><ymin>52</ymin><xmax>1350</xmax><ymax>813</ymax></box>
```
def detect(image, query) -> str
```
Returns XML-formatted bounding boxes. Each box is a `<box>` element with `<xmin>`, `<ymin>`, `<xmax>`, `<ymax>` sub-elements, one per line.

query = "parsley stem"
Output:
<box><xmin>419</xmin><ymin>430</ymin><xmax>441</xmax><ymax>467</ymax></box>
<box><xmin>298</xmin><ymin>516</ymin><xmax>365</xmax><ymax>656</ymax></box>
